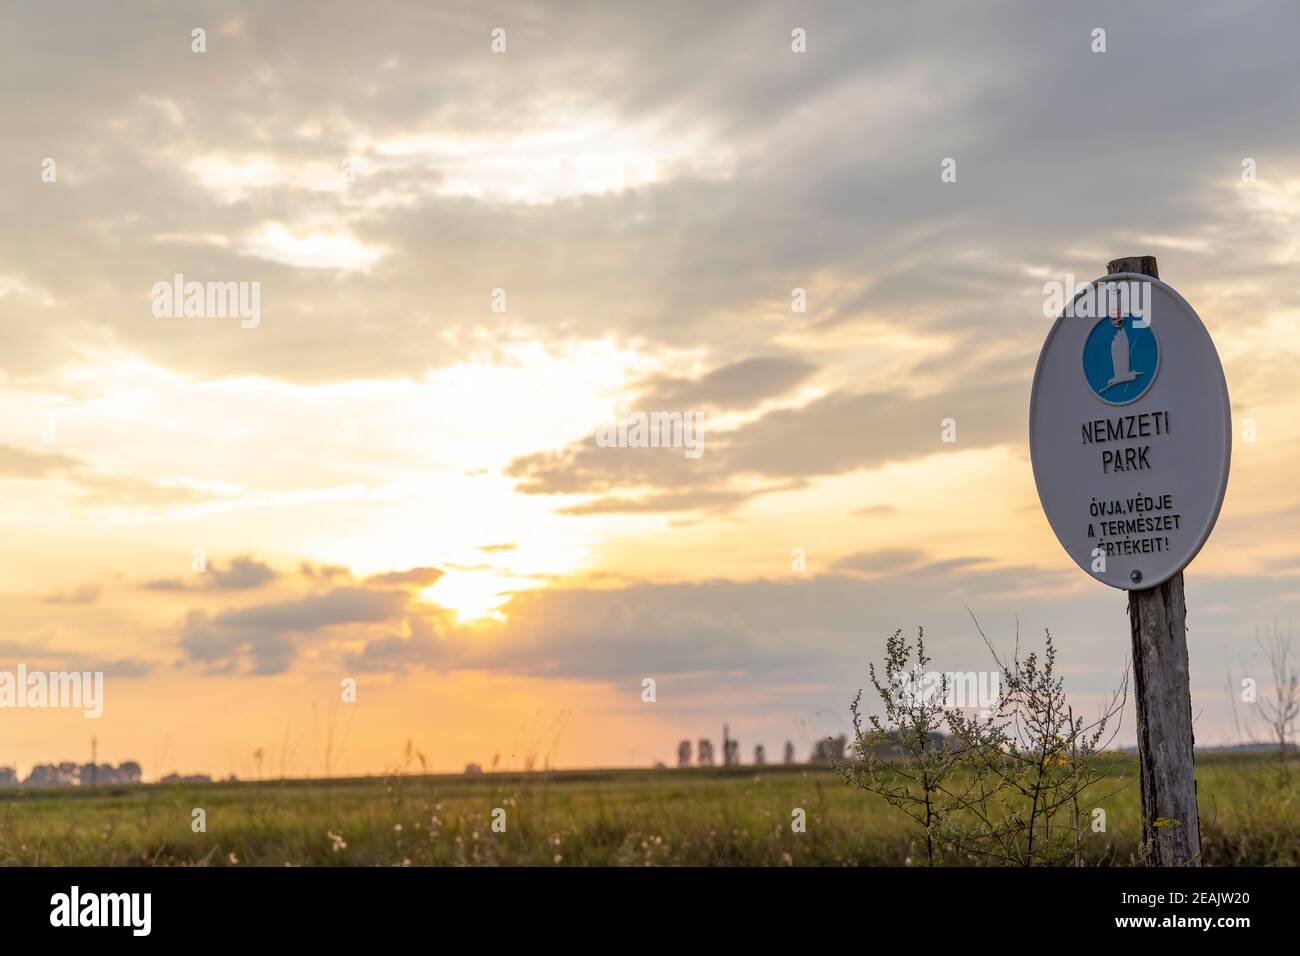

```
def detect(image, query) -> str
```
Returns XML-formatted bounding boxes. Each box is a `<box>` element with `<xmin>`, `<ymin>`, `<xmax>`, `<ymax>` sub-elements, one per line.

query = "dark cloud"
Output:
<box><xmin>212</xmin><ymin>556</ymin><xmax>279</xmax><ymax>590</ymax></box>
<box><xmin>179</xmin><ymin>586</ymin><xmax>412</xmax><ymax>674</ymax></box>
<box><xmin>345</xmin><ymin>613</ymin><xmax>455</xmax><ymax>671</ymax></box>
<box><xmin>76</xmin><ymin>657</ymin><xmax>156</xmax><ymax>678</ymax></box>
<box><xmin>145</xmin><ymin>556</ymin><xmax>279</xmax><ymax>592</ymax></box>
<box><xmin>724</xmin><ymin>383</ymin><xmax>1025</xmax><ymax>478</ymax></box>
<box><xmin>505</xmin><ymin>380</ymin><xmax>1024</xmax><ymax>511</ymax></box>
<box><xmin>635</xmin><ymin>356</ymin><xmax>818</xmax><ymax>411</ymax></box>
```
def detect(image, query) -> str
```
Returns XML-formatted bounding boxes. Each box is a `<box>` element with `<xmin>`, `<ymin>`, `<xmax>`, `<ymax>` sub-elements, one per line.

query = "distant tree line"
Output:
<box><xmin>0</xmin><ymin>761</ymin><xmax>143</xmax><ymax>788</ymax></box>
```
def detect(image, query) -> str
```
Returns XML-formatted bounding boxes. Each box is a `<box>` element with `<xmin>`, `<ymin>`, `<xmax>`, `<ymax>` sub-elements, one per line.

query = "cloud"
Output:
<box><xmin>832</xmin><ymin>549</ymin><xmax>925</xmax><ymax>575</ymax></box>
<box><xmin>179</xmin><ymin>586</ymin><xmax>412</xmax><ymax>674</ymax></box>
<box><xmin>299</xmin><ymin>561</ymin><xmax>353</xmax><ymax>582</ymax></box>
<box><xmin>177</xmin><ymin>561</ymin><xmax>1063</xmax><ymax>681</ymax></box>
<box><xmin>505</xmin><ymin>380</ymin><xmax>1024</xmax><ymax>512</ymax></box>
<box><xmin>145</xmin><ymin>556</ymin><xmax>279</xmax><ymax>592</ymax></box>
<box><xmin>157</xmin><ymin>545</ymin><xmax>1300</xmax><ymax>759</ymax></box>
<box><xmin>76</xmin><ymin>657</ymin><xmax>156</xmax><ymax>679</ymax></box>
<box><xmin>560</xmin><ymin>483</ymin><xmax>804</xmax><ymax>516</ymax></box>
<box><xmin>339</xmin><ymin>559</ymin><xmax>1081</xmax><ymax>681</ymax></box>
<box><xmin>0</xmin><ymin>637</ymin><xmax>155</xmax><ymax>678</ymax></box>
<box><xmin>634</xmin><ymin>356</ymin><xmax>818</xmax><ymax>411</ymax></box>
<box><xmin>723</xmin><ymin>383</ymin><xmax>1025</xmax><ymax>479</ymax></box>
<box><xmin>4</xmin><ymin>0</ymin><xmax>1296</xmax><ymax>390</ymax></box>
<box><xmin>0</xmin><ymin>443</ymin><xmax>210</xmax><ymax>510</ymax></box>
<box><xmin>364</xmin><ymin>566</ymin><xmax>445</xmax><ymax>587</ymax></box>
<box><xmin>332</xmin><ymin>558</ymin><xmax>1300</xmax><ymax>748</ymax></box>
<box><xmin>42</xmin><ymin>584</ymin><xmax>101</xmax><ymax>605</ymax></box>
<box><xmin>344</xmin><ymin>613</ymin><xmax>453</xmax><ymax>671</ymax></box>
<box><xmin>852</xmin><ymin>505</ymin><xmax>898</xmax><ymax>517</ymax></box>
<box><xmin>212</xmin><ymin>556</ymin><xmax>279</xmax><ymax>590</ymax></box>
<box><xmin>0</xmin><ymin>444</ymin><xmax>81</xmax><ymax>478</ymax></box>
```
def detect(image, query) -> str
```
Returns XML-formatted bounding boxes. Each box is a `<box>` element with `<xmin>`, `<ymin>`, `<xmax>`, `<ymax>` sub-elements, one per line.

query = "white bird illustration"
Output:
<box><xmin>1101</xmin><ymin>314</ymin><xmax>1142</xmax><ymax>392</ymax></box>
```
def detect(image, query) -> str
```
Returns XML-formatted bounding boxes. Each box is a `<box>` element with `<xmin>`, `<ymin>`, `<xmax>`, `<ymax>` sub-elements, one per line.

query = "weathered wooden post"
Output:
<box><xmin>1030</xmin><ymin>255</ymin><xmax>1230</xmax><ymax>867</ymax></box>
<box><xmin>1107</xmin><ymin>255</ymin><xmax>1200</xmax><ymax>866</ymax></box>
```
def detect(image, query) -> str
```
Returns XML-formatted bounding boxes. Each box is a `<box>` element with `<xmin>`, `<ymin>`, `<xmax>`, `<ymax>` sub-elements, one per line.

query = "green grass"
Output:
<box><xmin>1</xmin><ymin>752</ymin><xmax>1296</xmax><ymax>866</ymax></box>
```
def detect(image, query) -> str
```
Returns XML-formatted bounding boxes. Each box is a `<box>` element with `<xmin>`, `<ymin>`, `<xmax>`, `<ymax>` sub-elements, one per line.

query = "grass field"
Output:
<box><xmin>1</xmin><ymin>752</ymin><xmax>1296</xmax><ymax>866</ymax></box>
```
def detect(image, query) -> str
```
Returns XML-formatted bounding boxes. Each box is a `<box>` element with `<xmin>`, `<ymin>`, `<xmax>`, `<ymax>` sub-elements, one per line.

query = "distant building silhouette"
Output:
<box><xmin>753</xmin><ymin>744</ymin><xmax>766</xmax><ymax>765</ymax></box>
<box><xmin>722</xmin><ymin>724</ymin><xmax>740</xmax><ymax>766</ymax></box>
<box><xmin>677</xmin><ymin>740</ymin><xmax>692</xmax><ymax>768</ymax></box>
<box><xmin>697</xmin><ymin>739</ymin><xmax>714</xmax><ymax>767</ymax></box>
<box><xmin>783</xmin><ymin>740</ymin><xmax>796</xmax><ymax>764</ymax></box>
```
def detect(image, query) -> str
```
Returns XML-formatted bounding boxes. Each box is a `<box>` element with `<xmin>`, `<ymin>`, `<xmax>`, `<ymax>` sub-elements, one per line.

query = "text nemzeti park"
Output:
<box><xmin>1081</xmin><ymin>410</ymin><xmax>1181</xmax><ymax>558</ymax></box>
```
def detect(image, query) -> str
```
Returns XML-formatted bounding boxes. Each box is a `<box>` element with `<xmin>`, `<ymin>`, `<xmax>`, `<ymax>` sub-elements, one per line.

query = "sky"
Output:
<box><xmin>1</xmin><ymin>0</ymin><xmax>1298</xmax><ymax>780</ymax></box>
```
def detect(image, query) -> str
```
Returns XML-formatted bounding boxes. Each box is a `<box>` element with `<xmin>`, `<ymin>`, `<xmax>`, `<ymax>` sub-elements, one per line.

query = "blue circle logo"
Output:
<box><xmin>1082</xmin><ymin>314</ymin><xmax>1158</xmax><ymax>405</ymax></box>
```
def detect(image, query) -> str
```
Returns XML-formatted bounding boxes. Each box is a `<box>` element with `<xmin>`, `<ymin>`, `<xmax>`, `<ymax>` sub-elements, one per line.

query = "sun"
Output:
<box><xmin>422</xmin><ymin>571</ymin><xmax>528</xmax><ymax>624</ymax></box>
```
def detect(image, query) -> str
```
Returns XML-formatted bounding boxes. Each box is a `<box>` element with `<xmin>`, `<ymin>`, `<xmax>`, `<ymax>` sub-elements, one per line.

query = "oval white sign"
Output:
<box><xmin>1030</xmin><ymin>273</ymin><xmax>1231</xmax><ymax>590</ymax></box>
